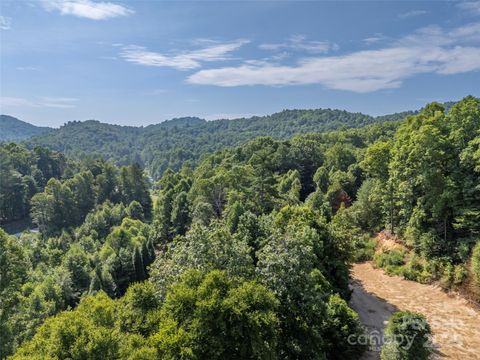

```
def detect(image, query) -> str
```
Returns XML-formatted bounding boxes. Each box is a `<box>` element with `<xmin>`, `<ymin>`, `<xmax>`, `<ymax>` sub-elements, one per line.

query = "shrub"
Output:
<box><xmin>401</xmin><ymin>255</ymin><xmax>423</xmax><ymax>282</ymax></box>
<box><xmin>380</xmin><ymin>311</ymin><xmax>432</xmax><ymax>360</ymax></box>
<box><xmin>374</xmin><ymin>249</ymin><xmax>406</xmax><ymax>275</ymax></box>
<box><xmin>353</xmin><ymin>236</ymin><xmax>377</xmax><ymax>262</ymax></box>
<box><xmin>440</xmin><ymin>262</ymin><xmax>455</xmax><ymax>288</ymax></box>
<box><xmin>423</xmin><ymin>259</ymin><xmax>443</xmax><ymax>280</ymax></box>
<box><xmin>472</xmin><ymin>241</ymin><xmax>480</xmax><ymax>284</ymax></box>
<box><xmin>419</xmin><ymin>231</ymin><xmax>441</xmax><ymax>259</ymax></box>
<box><xmin>453</xmin><ymin>264</ymin><xmax>468</xmax><ymax>285</ymax></box>
<box><xmin>324</xmin><ymin>294</ymin><xmax>368</xmax><ymax>359</ymax></box>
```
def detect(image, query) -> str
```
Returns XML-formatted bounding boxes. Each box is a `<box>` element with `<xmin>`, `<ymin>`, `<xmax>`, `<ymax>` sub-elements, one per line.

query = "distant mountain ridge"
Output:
<box><xmin>0</xmin><ymin>115</ymin><xmax>52</xmax><ymax>141</ymax></box>
<box><xmin>147</xmin><ymin>116</ymin><xmax>206</xmax><ymax>129</ymax></box>
<box><xmin>4</xmin><ymin>108</ymin><xmax>417</xmax><ymax>178</ymax></box>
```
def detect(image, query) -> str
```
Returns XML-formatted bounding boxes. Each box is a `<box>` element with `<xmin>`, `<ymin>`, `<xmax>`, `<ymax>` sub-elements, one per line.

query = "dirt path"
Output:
<box><xmin>349</xmin><ymin>262</ymin><xmax>480</xmax><ymax>360</ymax></box>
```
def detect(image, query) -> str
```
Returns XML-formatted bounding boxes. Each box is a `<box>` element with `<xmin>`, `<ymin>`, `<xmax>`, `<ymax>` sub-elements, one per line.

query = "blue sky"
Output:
<box><xmin>1</xmin><ymin>0</ymin><xmax>479</xmax><ymax>127</ymax></box>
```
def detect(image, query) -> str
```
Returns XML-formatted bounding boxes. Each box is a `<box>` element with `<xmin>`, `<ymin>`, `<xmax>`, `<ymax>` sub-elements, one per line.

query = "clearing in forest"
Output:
<box><xmin>350</xmin><ymin>262</ymin><xmax>480</xmax><ymax>360</ymax></box>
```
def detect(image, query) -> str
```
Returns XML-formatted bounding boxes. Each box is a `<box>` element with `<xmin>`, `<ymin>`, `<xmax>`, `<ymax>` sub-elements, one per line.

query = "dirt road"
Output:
<box><xmin>349</xmin><ymin>262</ymin><xmax>480</xmax><ymax>360</ymax></box>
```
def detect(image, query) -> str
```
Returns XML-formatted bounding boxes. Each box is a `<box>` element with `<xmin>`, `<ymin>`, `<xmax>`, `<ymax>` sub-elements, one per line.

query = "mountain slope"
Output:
<box><xmin>0</xmin><ymin>115</ymin><xmax>52</xmax><ymax>141</ymax></box>
<box><xmin>24</xmin><ymin>108</ymin><xmax>416</xmax><ymax>178</ymax></box>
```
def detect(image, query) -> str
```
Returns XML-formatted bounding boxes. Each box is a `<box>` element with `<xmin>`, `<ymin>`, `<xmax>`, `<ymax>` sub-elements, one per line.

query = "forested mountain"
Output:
<box><xmin>23</xmin><ymin>108</ymin><xmax>416</xmax><ymax>179</ymax></box>
<box><xmin>1</xmin><ymin>97</ymin><xmax>478</xmax><ymax>360</ymax></box>
<box><xmin>1</xmin><ymin>113</ymin><xmax>402</xmax><ymax>359</ymax></box>
<box><xmin>0</xmin><ymin>144</ymin><xmax>66</xmax><ymax>224</ymax></box>
<box><xmin>0</xmin><ymin>115</ymin><xmax>52</xmax><ymax>141</ymax></box>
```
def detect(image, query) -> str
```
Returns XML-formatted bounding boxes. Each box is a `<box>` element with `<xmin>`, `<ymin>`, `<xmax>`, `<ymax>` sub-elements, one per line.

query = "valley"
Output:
<box><xmin>2</xmin><ymin>1</ymin><xmax>480</xmax><ymax>358</ymax></box>
<box><xmin>1</xmin><ymin>97</ymin><xmax>479</xmax><ymax>359</ymax></box>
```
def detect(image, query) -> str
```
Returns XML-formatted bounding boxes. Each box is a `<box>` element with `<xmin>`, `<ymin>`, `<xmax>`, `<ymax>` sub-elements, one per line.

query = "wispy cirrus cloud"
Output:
<box><xmin>0</xmin><ymin>97</ymin><xmax>37</xmax><ymax>108</ymax></box>
<box><xmin>457</xmin><ymin>1</ymin><xmax>480</xmax><ymax>16</ymax></box>
<box><xmin>0</xmin><ymin>16</ymin><xmax>11</xmax><ymax>30</ymax></box>
<box><xmin>16</xmin><ymin>66</ymin><xmax>39</xmax><ymax>71</ymax></box>
<box><xmin>0</xmin><ymin>96</ymin><xmax>78</xmax><ymax>109</ymax></box>
<box><xmin>259</xmin><ymin>35</ymin><xmax>338</xmax><ymax>54</ymax></box>
<box><xmin>120</xmin><ymin>39</ymin><xmax>249</xmax><ymax>70</ymax></box>
<box><xmin>187</xmin><ymin>22</ymin><xmax>480</xmax><ymax>93</ymax></box>
<box><xmin>39</xmin><ymin>97</ymin><xmax>78</xmax><ymax>108</ymax></box>
<box><xmin>398</xmin><ymin>10</ymin><xmax>428</xmax><ymax>19</ymax></box>
<box><xmin>42</xmin><ymin>0</ymin><xmax>133</xmax><ymax>20</ymax></box>
<box><xmin>362</xmin><ymin>33</ymin><xmax>387</xmax><ymax>45</ymax></box>
<box><xmin>398</xmin><ymin>22</ymin><xmax>480</xmax><ymax>46</ymax></box>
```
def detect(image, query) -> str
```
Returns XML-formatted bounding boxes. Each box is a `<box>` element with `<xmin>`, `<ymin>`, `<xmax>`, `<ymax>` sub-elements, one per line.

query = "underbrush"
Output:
<box><xmin>374</xmin><ymin>248</ymin><xmax>406</xmax><ymax>275</ymax></box>
<box><xmin>352</xmin><ymin>235</ymin><xmax>377</xmax><ymax>262</ymax></box>
<box><xmin>353</xmin><ymin>234</ymin><xmax>479</xmax><ymax>301</ymax></box>
<box><xmin>373</xmin><ymin>248</ymin><xmax>469</xmax><ymax>289</ymax></box>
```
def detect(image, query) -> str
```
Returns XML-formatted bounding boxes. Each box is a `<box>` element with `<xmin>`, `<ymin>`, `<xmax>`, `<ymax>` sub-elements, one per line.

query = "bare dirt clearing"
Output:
<box><xmin>350</xmin><ymin>262</ymin><xmax>480</xmax><ymax>360</ymax></box>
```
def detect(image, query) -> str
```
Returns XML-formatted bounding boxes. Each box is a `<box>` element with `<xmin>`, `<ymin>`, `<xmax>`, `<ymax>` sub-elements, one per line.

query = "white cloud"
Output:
<box><xmin>39</xmin><ymin>97</ymin><xmax>78</xmax><ymax>108</ymax></box>
<box><xmin>120</xmin><ymin>40</ymin><xmax>249</xmax><ymax>70</ymax></box>
<box><xmin>362</xmin><ymin>33</ymin><xmax>386</xmax><ymax>45</ymax></box>
<box><xmin>398</xmin><ymin>10</ymin><xmax>428</xmax><ymax>19</ymax></box>
<box><xmin>187</xmin><ymin>22</ymin><xmax>480</xmax><ymax>93</ymax></box>
<box><xmin>16</xmin><ymin>66</ymin><xmax>39</xmax><ymax>71</ymax></box>
<box><xmin>0</xmin><ymin>16</ymin><xmax>11</xmax><ymax>30</ymax></box>
<box><xmin>457</xmin><ymin>1</ymin><xmax>480</xmax><ymax>16</ymax></box>
<box><xmin>399</xmin><ymin>23</ymin><xmax>480</xmax><ymax>46</ymax></box>
<box><xmin>42</xmin><ymin>0</ymin><xmax>133</xmax><ymax>20</ymax></box>
<box><xmin>259</xmin><ymin>35</ymin><xmax>337</xmax><ymax>54</ymax></box>
<box><xmin>0</xmin><ymin>96</ymin><xmax>78</xmax><ymax>109</ymax></box>
<box><xmin>0</xmin><ymin>97</ymin><xmax>37</xmax><ymax>108</ymax></box>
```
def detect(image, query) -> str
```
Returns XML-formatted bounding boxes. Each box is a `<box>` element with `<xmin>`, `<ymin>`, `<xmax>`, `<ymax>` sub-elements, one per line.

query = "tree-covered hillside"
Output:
<box><xmin>0</xmin><ymin>144</ymin><xmax>68</xmax><ymax>224</ymax></box>
<box><xmin>2</xmin><ymin>120</ymin><xmax>391</xmax><ymax>358</ymax></box>
<box><xmin>1</xmin><ymin>97</ymin><xmax>478</xmax><ymax>360</ymax></box>
<box><xmin>0</xmin><ymin>115</ymin><xmax>52</xmax><ymax>141</ymax></box>
<box><xmin>24</xmin><ymin>108</ymin><xmax>415</xmax><ymax>179</ymax></box>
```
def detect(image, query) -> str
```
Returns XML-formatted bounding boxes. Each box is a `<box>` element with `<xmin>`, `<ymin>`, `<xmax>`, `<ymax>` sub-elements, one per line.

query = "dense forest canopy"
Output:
<box><xmin>0</xmin><ymin>96</ymin><xmax>479</xmax><ymax>360</ymax></box>
<box><xmin>20</xmin><ymin>108</ymin><xmax>415</xmax><ymax>179</ymax></box>
<box><xmin>0</xmin><ymin>115</ymin><xmax>52</xmax><ymax>141</ymax></box>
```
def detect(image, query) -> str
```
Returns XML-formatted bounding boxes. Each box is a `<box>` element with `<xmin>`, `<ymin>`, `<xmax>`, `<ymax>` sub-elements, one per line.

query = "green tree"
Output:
<box><xmin>472</xmin><ymin>241</ymin><xmax>480</xmax><ymax>285</ymax></box>
<box><xmin>152</xmin><ymin>269</ymin><xmax>279</xmax><ymax>360</ymax></box>
<box><xmin>361</xmin><ymin>140</ymin><xmax>391</xmax><ymax>181</ymax></box>
<box><xmin>31</xmin><ymin>178</ymin><xmax>75</xmax><ymax>237</ymax></box>
<box><xmin>153</xmin><ymin>188</ymin><xmax>174</xmax><ymax>242</ymax></box>
<box><xmin>224</xmin><ymin>201</ymin><xmax>245</xmax><ymax>234</ymax></box>
<box><xmin>324</xmin><ymin>294</ymin><xmax>367</xmax><ymax>359</ymax></box>
<box><xmin>313</xmin><ymin>166</ymin><xmax>330</xmax><ymax>193</ymax></box>
<box><xmin>0</xmin><ymin>230</ymin><xmax>29</xmax><ymax>358</ymax></box>
<box><xmin>66</xmin><ymin>170</ymin><xmax>95</xmax><ymax>223</ymax></box>
<box><xmin>381</xmin><ymin>311</ymin><xmax>432</xmax><ymax>360</ymax></box>
<box><xmin>100</xmin><ymin>218</ymin><xmax>151</xmax><ymax>295</ymax></box>
<box><xmin>96</xmin><ymin>162</ymin><xmax>119</xmax><ymax>204</ymax></box>
<box><xmin>277</xmin><ymin>169</ymin><xmax>301</xmax><ymax>205</ymax></box>
<box><xmin>389</xmin><ymin>104</ymin><xmax>453</xmax><ymax>254</ymax></box>
<box><xmin>117</xmin><ymin>282</ymin><xmax>160</xmax><ymax>336</ymax></box>
<box><xmin>127</xmin><ymin>200</ymin><xmax>145</xmax><ymax>221</ymax></box>
<box><xmin>149</xmin><ymin>222</ymin><xmax>254</xmax><ymax>299</ymax></box>
<box><xmin>170</xmin><ymin>191</ymin><xmax>191</xmax><ymax>236</ymax></box>
<box><xmin>119</xmin><ymin>164</ymin><xmax>152</xmax><ymax>220</ymax></box>
<box><xmin>256</xmin><ymin>225</ymin><xmax>330</xmax><ymax>359</ymax></box>
<box><xmin>12</xmin><ymin>292</ymin><xmax>122</xmax><ymax>360</ymax></box>
<box><xmin>61</xmin><ymin>244</ymin><xmax>91</xmax><ymax>304</ymax></box>
<box><xmin>350</xmin><ymin>178</ymin><xmax>384</xmax><ymax>232</ymax></box>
